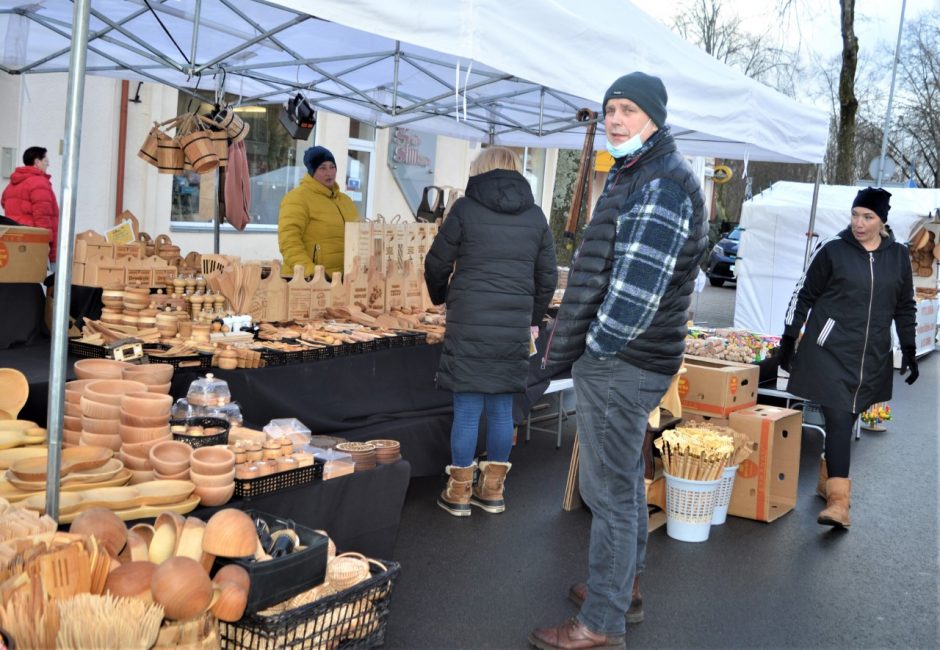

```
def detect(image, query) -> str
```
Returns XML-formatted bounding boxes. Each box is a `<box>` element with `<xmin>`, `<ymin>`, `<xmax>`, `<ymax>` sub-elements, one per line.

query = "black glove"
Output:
<box><xmin>777</xmin><ymin>335</ymin><xmax>796</xmax><ymax>372</ymax></box>
<box><xmin>899</xmin><ymin>346</ymin><xmax>919</xmax><ymax>385</ymax></box>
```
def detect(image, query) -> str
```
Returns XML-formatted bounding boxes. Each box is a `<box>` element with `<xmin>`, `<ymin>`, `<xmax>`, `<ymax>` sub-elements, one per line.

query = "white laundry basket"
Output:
<box><xmin>710</xmin><ymin>464</ymin><xmax>739</xmax><ymax>525</ymax></box>
<box><xmin>664</xmin><ymin>472</ymin><xmax>721</xmax><ymax>542</ymax></box>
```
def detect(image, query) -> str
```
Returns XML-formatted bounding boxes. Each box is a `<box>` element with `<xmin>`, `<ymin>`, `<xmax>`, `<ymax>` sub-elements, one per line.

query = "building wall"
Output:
<box><xmin>2</xmin><ymin>74</ymin><xmax>556</xmax><ymax>268</ymax></box>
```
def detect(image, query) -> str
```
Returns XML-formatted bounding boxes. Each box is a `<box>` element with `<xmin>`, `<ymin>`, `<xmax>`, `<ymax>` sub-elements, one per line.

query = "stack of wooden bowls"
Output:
<box><xmin>81</xmin><ymin>379</ymin><xmax>148</xmax><ymax>451</ymax></box>
<box><xmin>189</xmin><ymin>446</ymin><xmax>236</xmax><ymax>506</ymax></box>
<box><xmin>335</xmin><ymin>441</ymin><xmax>377</xmax><ymax>472</ymax></box>
<box><xmin>369</xmin><ymin>439</ymin><xmax>402</xmax><ymax>465</ymax></box>
<box><xmin>120</xmin><ymin>391</ymin><xmax>173</xmax><ymax>484</ymax></box>
<box><xmin>64</xmin><ymin>379</ymin><xmax>99</xmax><ymax>446</ymax></box>
<box><xmin>122</xmin><ymin>363</ymin><xmax>174</xmax><ymax>395</ymax></box>
<box><xmin>149</xmin><ymin>440</ymin><xmax>193</xmax><ymax>481</ymax></box>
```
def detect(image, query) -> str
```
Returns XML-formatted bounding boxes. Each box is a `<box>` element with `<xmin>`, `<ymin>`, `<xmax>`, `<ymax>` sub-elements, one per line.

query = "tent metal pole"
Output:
<box><xmin>876</xmin><ymin>0</ymin><xmax>906</xmax><ymax>186</ymax></box>
<box><xmin>190</xmin><ymin>0</ymin><xmax>202</xmax><ymax>78</ymax></box>
<box><xmin>45</xmin><ymin>0</ymin><xmax>91</xmax><ymax>521</ymax></box>
<box><xmin>803</xmin><ymin>164</ymin><xmax>822</xmax><ymax>270</ymax></box>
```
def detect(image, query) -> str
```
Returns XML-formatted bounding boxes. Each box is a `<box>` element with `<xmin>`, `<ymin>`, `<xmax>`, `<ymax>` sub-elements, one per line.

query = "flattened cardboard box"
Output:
<box><xmin>679</xmin><ymin>355</ymin><xmax>758</xmax><ymax>417</ymax></box>
<box><xmin>0</xmin><ymin>225</ymin><xmax>50</xmax><ymax>283</ymax></box>
<box><xmin>728</xmin><ymin>405</ymin><xmax>802</xmax><ymax>522</ymax></box>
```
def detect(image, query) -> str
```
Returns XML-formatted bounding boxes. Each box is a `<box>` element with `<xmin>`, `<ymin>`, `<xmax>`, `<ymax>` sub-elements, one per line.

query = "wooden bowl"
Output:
<box><xmin>85</xmin><ymin>379</ymin><xmax>149</xmax><ymax>406</ymax></box>
<box><xmin>69</xmin><ymin>507</ymin><xmax>128</xmax><ymax>557</ymax></box>
<box><xmin>63</xmin><ymin>429</ymin><xmax>83</xmax><ymax>445</ymax></box>
<box><xmin>120</xmin><ymin>392</ymin><xmax>173</xmax><ymax>418</ymax></box>
<box><xmin>120</xmin><ymin>411</ymin><xmax>171</xmax><ymax>428</ymax></box>
<box><xmin>64</xmin><ymin>402</ymin><xmax>83</xmax><ymax>418</ymax></box>
<box><xmin>81</xmin><ymin>415</ymin><xmax>121</xmax><ymax>435</ymax></box>
<box><xmin>146</xmin><ymin>381</ymin><xmax>172</xmax><ymax>395</ymax></box>
<box><xmin>119</xmin><ymin>530</ymin><xmax>150</xmax><ymax>563</ymax></box>
<box><xmin>153</xmin><ymin>467</ymin><xmax>191</xmax><ymax>481</ymax></box>
<box><xmin>190</xmin><ymin>446</ymin><xmax>235</xmax><ymax>476</ymax></box>
<box><xmin>203</xmin><ymin>509</ymin><xmax>257</xmax><ymax>558</ymax></box>
<box><xmin>22</xmin><ymin>491</ymin><xmax>83</xmax><ymax>515</ymax></box>
<box><xmin>119</xmin><ymin>451</ymin><xmax>153</xmax><ymax>471</ymax></box>
<box><xmin>64</xmin><ymin>414</ymin><xmax>82</xmax><ymax>431</ymax></box>
<box><xmin>119</xmin><ymin>423</ymin><xmax>172</xmax><ymax>444</ymax></box>
<box><xmin>128</xmin><ymin>468</ymin><xmax>155</xmax><ymax>484</ymax></box>
<box><xmin>150</xmin><ymin>556</ymin><xmax>214</xmax><ymax>621</ymax></box>
<box><xmin>80</xmin><ymin>396</ymin><xmax>121</xmax><ymax>420</ymax></box>
<box><xmin>129</xmin><ymin>523</ymin><xmax>156</xmax><ymax>547</ymax></box>
<box><xmin>149</xmin><ymin>512</ymin><xmax>185</xmax><ymax>564</ymax></box>
<box><xmin>148</xmin><ymin>440</ymin><xmax>192</xmax><ymax>474</ymax></box>
<box><xmin>105</xmin><ymin>560</ymin><xmax>156</xmax><ymax>601</ymax></box>
<box><xmin>189</xmin><ymin>467</ymin><xmax>236</xmax><ymax>488</ymax></box>
<box><xmin>74</xmin><ymin>358</ymin><xmax>131</xmax><ymax>380</ymax></box>
<box><xmin>213</xmin><ymin>564</ymin><xmax>250</xmax><ymax>592</ymax></box>
<box><xmin>80</xmin><ymin>486</ymin><xmax>140</xmax><ymax>511</ymax></box>
<box><xmin>11</xmin><ymin>445</ymin><xmax>112</xmax><ymax>480</ymax></box>
<box><xmin>122</xmin><ymin>364</ymin><xmax>174</xmax><ymax>383</ymax></box>
<box><xmin>193</xmin><ymin>483</ymin><xmax>235</xmax><ymax>507</ymax></box>
<box><xmin>121</xmin><ymin>434</ymin><xmax>171</xmax><ymax>458</ymax></box>
<box><xmin>80</xmin><ymin>431</ymin><xmax>123</xmax><ymax>451</ymax></box>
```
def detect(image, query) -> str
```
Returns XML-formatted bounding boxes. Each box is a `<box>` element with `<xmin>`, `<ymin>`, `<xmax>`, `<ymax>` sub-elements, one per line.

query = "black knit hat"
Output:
<box><xmin>303</xmin><ymin>146</ymin><xmax>335</xmax><ymax>176</ymax></box>
<box><xmin>602</xmin><ymin>72</ymin><xmax>668</xmax><ymax>128</ymax></box>
<box><xmin>852</xmin><ymin>187</ymin><xmax>892</xmax><ymax>222</ymax></box>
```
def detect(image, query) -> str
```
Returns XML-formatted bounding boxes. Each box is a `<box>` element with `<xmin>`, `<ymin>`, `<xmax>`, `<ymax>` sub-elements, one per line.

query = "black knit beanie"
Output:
<box><xmin>602</xmin><ymin>72</ymin><xmax>668</xmax><ymax>128</ymax></box>
<box><xmin>303</xmin><ymin>146</ymin><xmax>335</xmax><ymax>176</ymax></box>
<box><xmin>852</xmin><ymin>187</ymin><xmax>892</xmax><ymax>222</ymax></box>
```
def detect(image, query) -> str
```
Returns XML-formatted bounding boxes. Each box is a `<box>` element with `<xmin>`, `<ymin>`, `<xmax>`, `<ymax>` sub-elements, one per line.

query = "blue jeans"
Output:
<box><xmin>450</xmin><ymin>392</ymin><xmax>514</xmax><ymax>467</ymax></box>
<box><xmin>573</xmin><ymin>353</ymin><xmax>672</xmax><ymax>636</ymax></box>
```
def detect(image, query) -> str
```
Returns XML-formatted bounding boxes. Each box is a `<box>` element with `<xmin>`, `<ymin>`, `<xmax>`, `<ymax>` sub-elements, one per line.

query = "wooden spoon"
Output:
<box><xmin>10</xmin><ymin>446</ymin><xmax>113</xmax><ymax>481</ymax></box>
<box><xmin>0</xmin><ymin>369</ymin><xmax>29</xmax><ymax>420</ymax></box>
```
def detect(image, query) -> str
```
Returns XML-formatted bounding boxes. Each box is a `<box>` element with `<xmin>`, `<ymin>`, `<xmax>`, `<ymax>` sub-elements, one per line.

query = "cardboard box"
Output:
<box><xmin>0</xmin><ymin>225</ymin><xmax>50</xmax><ymax>283</ymax></box>
<box><xmin>727</xmin><ymin>405</ymin><xmax>802</xmax><ymax>522</ymax></box>
<box><xmin>679</xmin><ymin>355</ymin><xmax>758</xmax><ymax>417</ymax></box>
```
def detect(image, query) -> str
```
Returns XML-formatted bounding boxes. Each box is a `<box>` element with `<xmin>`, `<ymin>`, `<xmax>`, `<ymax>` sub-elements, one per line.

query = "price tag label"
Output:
<box><xmin>106</xmin><ymin>220</ymin><xmax>135</xmax><ymax>245</ymax></box>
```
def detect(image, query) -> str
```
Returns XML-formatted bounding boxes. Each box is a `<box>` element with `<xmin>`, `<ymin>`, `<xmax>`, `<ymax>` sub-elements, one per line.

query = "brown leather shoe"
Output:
<box><xmin>568</xmin><ymin>579</ymin><xmax>644</xmax><ymax>624</ymax></box>
<box><xmin>528</xmin><ymin>618</ymin><xmax>625</xmax><ymax>650</ymax></box>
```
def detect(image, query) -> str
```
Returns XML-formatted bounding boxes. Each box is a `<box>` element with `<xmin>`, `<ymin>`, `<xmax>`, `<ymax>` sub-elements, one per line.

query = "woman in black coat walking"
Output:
<box><xmin>425</xmin><ymin>147</ymin><xmax>557</xmax><ymax>517</ymax></box>
<box><xmin>778</xmin><ymin>187</ymin><xmax>918</xmax><ymax>528</ymax></box>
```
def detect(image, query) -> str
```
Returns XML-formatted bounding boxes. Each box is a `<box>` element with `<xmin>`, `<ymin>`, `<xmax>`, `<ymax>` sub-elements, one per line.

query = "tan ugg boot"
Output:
<box><xmin>437</xmin><ymin>465</ymin><xmax>475</xmax><ymax>517</ymax></box>
<box><xmin>817</xmin><ymin>477</ymin><xmax>851</xmax><ymax>528</ymax></box>
<box><xmin>816</xmin><ymin>455</ymin><xmax>828</xmax><ymax>500</ymax></box>
<box><xmin>470</xmin><ymin>461</ymin><xmax>512</xmax><ymax>513</ymax></box>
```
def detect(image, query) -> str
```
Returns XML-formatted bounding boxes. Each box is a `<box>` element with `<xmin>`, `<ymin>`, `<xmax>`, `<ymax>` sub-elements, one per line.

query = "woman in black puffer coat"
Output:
<box><xmin>779</xmin><ymin>187</ymin><xmax>917</xmax><ymax>529</ymax></box>
<box><xmin>425</xmin><ymin>147</ymin><xmax>557</xmax><ymax>518</ymax></box>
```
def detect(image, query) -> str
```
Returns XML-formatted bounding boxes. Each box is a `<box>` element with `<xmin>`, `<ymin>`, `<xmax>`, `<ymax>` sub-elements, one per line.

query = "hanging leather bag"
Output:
<box><xmin>415</xmin><ymin>186</ymin><xmax>445</xmax><ymax>223</ymax></box>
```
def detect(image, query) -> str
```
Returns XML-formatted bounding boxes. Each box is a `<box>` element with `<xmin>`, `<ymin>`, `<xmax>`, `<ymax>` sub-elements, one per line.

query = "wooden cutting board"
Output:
<box><xmin>287</xmin><ymin>264</ymin><xmax>312</xmax><ymax>321</ymax></box>
<box><xmin>309</xmin><ymin>265</ymin><xmax>332</xmax><ymax>317</ymax></box>
<box><xmin>366</xmin><ymin>253</ymin><xmax>387</xmax><ymax>312</ymax></box>
<box><xmin>345</xmin><ymin>256</ymin><xmax>369</xmax><ymax>309</ymax></box>
<box><xmin>261</xmin><ymin>260</ymin><xmax>289</xmax><ymax>322</ymax></box>
<box><xmin>330</xmin><ymin>272</ymin><xmax>348</xmax><ymax>309</ymax></box>
<box><xmin>385</xmin><ymin>259</ymin><xmax>405</xmax><ymax>310</ymax></box>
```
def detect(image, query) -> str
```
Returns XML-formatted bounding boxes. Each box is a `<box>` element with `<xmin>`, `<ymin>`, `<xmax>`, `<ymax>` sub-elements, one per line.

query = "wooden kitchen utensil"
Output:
<box><xmin>308</xmin><ymin>265</ymin><xmax>332</xmax><ymax>317</ymax></box>
<box><xmin>260</xmin><ymin>260</ymin><xmax>289</xmax><ymax>322</ymax></box>
<box><xmin>287</xmin><ymin>264</ymin><xmax>312</xmax><ymax>320</ymax></box>
<box><xmin>10</xmin><ymin>446</ymin><xmax>113</xmax><ymax>481</ymax></box>
<box><xmin>0</xmin><ymin>369</ymin><xmax>29</xmax><ymax>419</ymax></box>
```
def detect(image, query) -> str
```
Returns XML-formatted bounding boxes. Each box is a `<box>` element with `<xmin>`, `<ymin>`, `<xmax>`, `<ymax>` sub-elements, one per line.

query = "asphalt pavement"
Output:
<box><xmin>383</xmin><ymin>285</ymin><xmax>939</xmax><ymax>649</ymax></box>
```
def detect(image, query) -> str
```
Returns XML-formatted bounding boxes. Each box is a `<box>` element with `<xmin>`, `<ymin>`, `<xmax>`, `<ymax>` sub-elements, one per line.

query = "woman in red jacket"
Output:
<box><xmin>1</xmin><ymin>146</ymin><xmax>59</xmax><ymax>262</ymax></box>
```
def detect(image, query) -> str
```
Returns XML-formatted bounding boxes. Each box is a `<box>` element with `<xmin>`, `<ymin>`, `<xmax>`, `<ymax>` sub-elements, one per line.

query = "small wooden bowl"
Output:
<box><xmin>190</xmin><ymin>446</ymin><xmax>235</xmax><ymax>476</ymax></box>
<box><xmin>234</xmin><ymin>463</ymin><xmax>260</xmax><ymax>480</ymax></box>
<box><xmin>80</xmin><ymin>396</ymin><xmax>121</xmax><ymax>420</ymax></box>
<box><xmin>64</xmin><ymin>402</ymin><xmax>83</xmax><ymax>418</ymax></box>
<box><xmin>64</xmin><ymin>414</ymin><xmax>82</xmax><ymax>431</ymax></box>
<box><xmin>120</xmin><ymin>411</ymin><xmax>171</xmax><ymax>428</ymax></box>
<box><xmin>122</xmin><ymin>434</ymin><xmax>171</xmax><ymax>459</ymax></box>
<box><xmin>193</xmin><ymin>482</ymin><xmax>235</xmax><ymax>507</ymax></box>
<box><xmin>211</xmin><ymin>578</ymin><xmax>248</xmax><ymax>622</ymax></box>
<box><xmin>149</xmin><ymin>440</ymin><xmax>192</xmax><ymax>474</ymax></box>
<box><xmin>150</xmin><ymin>556</ymin><xmax>214</xmax><ymax>621</ymax></box>
<box><xmin>189</xmin><ymin>467</ymin><xmax>236</xmax><ymax>488</ymax></box>
<box><xmin>153</xmin><ymin>467</ymin><xmax>191</xmax><ymax>481</ymax></box>
<box><xmin>122</xmin><ymin>364</ymin><xmax>174</xmax><ymax>384</ymax></box>
<box><xmin>150</xmin><ymin>512</ymin><xmax>184</xmax><ymax>564</ymax></box>
<box><xmin>128</xmin><ymin>468</ymin><xmax>155</xmax><ymax>484</ymax></box>
<box><xmin>120</xmin><ymin>423</ymin><xmax>172</xmax><ymax>444</ymax></box>
<box><xmin>81</xmin><ymin>415</ymin><xmax>121</xmax><ymax>435</ymax></box>
<box><xmin>85</xmin><ymin>379</ymin><xmax>149</xmax><ymax>406</ymax></box>
<box><xmin>106</xmin><ymin>561</ymin><xmax>156</xmax><ymax>601</ymax></box>
<box><xmin>146</xmin><ymin>381</ymin><xmax>172</xmax><ymax>395</ymax></box>
<box><xmin>121</xmin><ymin>392</ymin><xmax>173</xmax><ymax>418</ymax></box>
<box><xmin>74</xmin><ymin>358</ymin><xmax>131</xmax><ymax>380</ymax></box>
<box><xmin>69</xmin><ymin>507</ymin><xmax>128</xmax><ymax>557</ymax></box>
<box><xmin>213</xmin><ymin>564</ymin><xmax>250</xmax><ymax>592</ymax></box>
<box><xmin>119</xmin><ymin>451</ymin><xmax>153</xmax><ymax>471</ymax></box>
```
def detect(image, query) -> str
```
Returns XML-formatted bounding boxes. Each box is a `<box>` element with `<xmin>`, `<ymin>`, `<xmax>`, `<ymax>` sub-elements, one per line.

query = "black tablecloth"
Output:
<box><xmin>191</xmin><ymin>460</ymin><xmax>411</xmax><ymax>559</ymax></box>
<box><xmin>0</xmin><ymin>283</ymin><xmax>45</xmax><ymax>349</ymax></box>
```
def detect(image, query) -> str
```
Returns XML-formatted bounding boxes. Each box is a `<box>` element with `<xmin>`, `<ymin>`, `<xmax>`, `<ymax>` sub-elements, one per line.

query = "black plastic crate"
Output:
<box><xmin>301</xmin><ymin>345</ymin><xmax>331</xmax><ymax>363</ymax></box>
<box><xmin>146</xmin><ymin>344</ymin><xmax>213</xmax><ymax>369</ymax></box>
<box><xmin>234</xmin><ymin>460</ymin><xmax>324</xmax><ymax>499</ymax></box>
<box><xmin>259</xmin><ymin>348</ymin><xmax>305</xmax><ymax>367</ymax></box>
<box><xmin>399</xmin><ymin>331</ymin><xmax>427</xmax><ymax>347</ymax></box>
<box><xmin>218</xmin><ymin>559</ymin><xmax>400</xmax><ymax>650</ymax></box>
<box><xmin>170</xmin><ymin>416</ymin><xmax>230</xmax><ymax>448</ymax></box>
<box><xmin>68</xmin><ymin>338</ymin><xmax>109</xmax><ymax>359</ymax></box>
<box><xmin>217</xmin><ymin>510</ymin><xmax>330</xmax><ymax>615</ymax></box>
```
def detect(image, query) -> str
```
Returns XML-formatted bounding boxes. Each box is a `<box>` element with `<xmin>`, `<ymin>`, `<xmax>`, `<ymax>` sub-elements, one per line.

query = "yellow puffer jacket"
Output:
<box><xmin>277</xmin><ymin>175</ymin><xmax>359</xmax><ymax>277</ymax></box>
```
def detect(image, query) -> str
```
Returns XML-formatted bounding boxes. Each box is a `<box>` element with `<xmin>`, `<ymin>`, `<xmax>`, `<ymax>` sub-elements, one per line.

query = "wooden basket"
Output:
<box><xmin>137</xmin><ymin>127</ymin><xmax>161</xmax><ymax>167</ymax></box>
<box><xmin>325</xmin><ymin>552</ymin><xmax>385</xmax><ymax>592</ymax></box>
<box><xmin>157</xmin><ymin>137</ymin><xmax>185</xmax><ymax>175</ymax></box>
<box><xmin>179</xmin><ymin>128</ymin><xmax>219</xmax><ymax>174</ymax></box>
<box><xmin>211</xmin><ymin>106</ymin><xmax>249</xmax><ymax>143</ymax></box>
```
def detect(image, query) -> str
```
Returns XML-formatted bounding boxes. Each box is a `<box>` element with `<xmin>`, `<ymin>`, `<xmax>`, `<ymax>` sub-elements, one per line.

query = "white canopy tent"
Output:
<box><xmin>2</xmin><ymin>0</ymin><xmax>833</xmax><ymax>515</ymax></box>
<box><xmin>735</xmin><ymin>181</ymin><xmax>940</xmax><ymax>335</ymax></box>
<box><xmin>1</xmin><ymin>0</ymin><xmax>829</xmax><ymax>163</ymax></box>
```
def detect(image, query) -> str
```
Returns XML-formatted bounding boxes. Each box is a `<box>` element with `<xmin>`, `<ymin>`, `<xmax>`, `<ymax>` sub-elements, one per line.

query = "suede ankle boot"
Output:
<box><xmin>437</xmin><ymin>465</ymin><xmax>475</xmax><ymax>517</ymax></box>
<box><xmin>816</xmin><ymin>455</ymin><xmax>828</xmax><ymax>500</ymax></box>
<box><xmin>470</xmin><ymin>461</ymin><xmax>511</xmax><ymax>513</ymax></box>
<box><xmin>568</xmin><ymin>576</ymin><xmax>643</xmax><ymax>624</ymax></box>
<box><xmin>817</xmin><ymin>477</ymin><xmax>851</xmax><ymax>528</ymax></box>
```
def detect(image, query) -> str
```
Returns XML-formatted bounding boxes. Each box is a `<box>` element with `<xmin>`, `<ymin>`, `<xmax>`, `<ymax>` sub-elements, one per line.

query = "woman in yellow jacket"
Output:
<box><xmin>277</xmin><ymin>146</ymin><xmax>359</xmax><ymax>277</ymax></box>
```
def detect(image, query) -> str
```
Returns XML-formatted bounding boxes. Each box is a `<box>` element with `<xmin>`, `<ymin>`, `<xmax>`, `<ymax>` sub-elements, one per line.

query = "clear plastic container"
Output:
<box><xmin>171</xmin><ymin>398</ymin><xmax>197</xmax><ymax>420</ymax></box>
<box><xmin>263</xmin><ymin>418</ymin><xmax>312</xmax><ymax>446</ymax></box>
<box><xmin>205</xmin><ymin>399</ymin><xmax>244</xmax><ymax>426</ymax></box>
<box><xmin>186</xmin><ymin>372</ymin><xmax>232</xmax><ymax>406</ymax></box>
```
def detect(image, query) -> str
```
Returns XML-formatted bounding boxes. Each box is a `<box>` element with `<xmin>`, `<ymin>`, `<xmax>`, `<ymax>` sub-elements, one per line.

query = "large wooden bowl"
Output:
<box><xmin>73</xmin><ymin>358</ymin><xmax>131</xmax><ymax>380</ymax></box>
<box><xmin>84</xmin><ymin>380</ymin><xmax>149</xmax><ymax>406</ymax></box>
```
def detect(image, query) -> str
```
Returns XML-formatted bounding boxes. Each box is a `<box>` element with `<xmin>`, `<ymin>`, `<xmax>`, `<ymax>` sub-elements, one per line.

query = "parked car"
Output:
<box><xmin>706</xmin><ymin>227</ymin><xmax>740</xmax><ymax>287</ymax></box>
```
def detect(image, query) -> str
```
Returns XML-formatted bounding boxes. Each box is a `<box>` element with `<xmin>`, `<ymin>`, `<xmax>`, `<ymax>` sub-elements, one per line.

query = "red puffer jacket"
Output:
<box><xmin>1</xmin><ymin>166</ymin><xmax>60</xmax><ymax>261</ymax></box>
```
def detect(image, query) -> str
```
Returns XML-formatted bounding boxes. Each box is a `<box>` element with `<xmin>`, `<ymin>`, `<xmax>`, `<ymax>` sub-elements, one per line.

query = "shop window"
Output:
<box><xmin>347</xmin><ymin>119</ymin><xmax>376</xmax><ymax>218</ymax></box>
<box><xmin>170</xmin><ymin>94</ymin><xmax>314</xmax><ymax>232</ymax></box>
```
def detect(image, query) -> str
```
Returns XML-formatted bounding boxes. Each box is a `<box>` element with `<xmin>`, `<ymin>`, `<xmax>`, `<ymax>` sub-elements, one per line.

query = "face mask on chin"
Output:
<box><xmin>605</xmin><ymin>119</ymin><xmax>652</xmax><ymax>159</ymax></box>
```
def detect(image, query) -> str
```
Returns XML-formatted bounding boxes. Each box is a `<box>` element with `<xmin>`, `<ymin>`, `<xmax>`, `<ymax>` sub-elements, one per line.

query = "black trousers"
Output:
<box><xmin>821</xmin><ymin>406</ymin><xmax>858</xmax><ymax>478</ymax></box>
